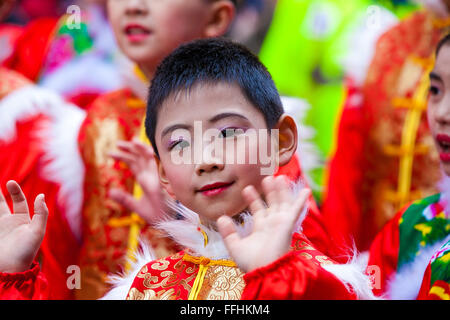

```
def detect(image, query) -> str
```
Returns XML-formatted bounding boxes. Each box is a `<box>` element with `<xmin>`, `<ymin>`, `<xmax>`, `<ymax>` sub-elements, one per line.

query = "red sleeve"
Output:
<box><xmin>416</xmin><ymin>263</ymin><xmax>432</xmax><ymax>300</ymax></box>
<box><xmin>241</xmin><ymin>250</ymin><xmax>357</xmax><ymax>300</ymax></box>
<box><xmin>275</xmin><ymin>153</ymin><xmax>339</xmax><ymax>260</ymax></box>
<box><xmin>321</xmin><ymin>99</ymin><xmax>367</xmax><ymax>254</ymax></box>
<box><xmin>0</xmin><ymin>262</ymin><xmax>51</xmax><ymax>300</ymax></box>
<box><xmin>301</xmin><ymin>198</ymin><xmax>341</xmax><ymax>261</ymax></box>
<box><xmin>367</xmin><ymin>209</ymin><xmax>403</xmax><ymax>297</ymax></box>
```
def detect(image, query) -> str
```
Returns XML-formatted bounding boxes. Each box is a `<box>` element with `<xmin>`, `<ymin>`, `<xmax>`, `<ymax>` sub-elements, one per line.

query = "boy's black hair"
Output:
<box><xmin>145</xmin><ymin>37</ymin><xmax>284</xmax><ymax>157</ymax></box>
<box><xmin>436</xmin><ymin>33</ymin><xmax>450</xmax><ymax>57</ymax></box>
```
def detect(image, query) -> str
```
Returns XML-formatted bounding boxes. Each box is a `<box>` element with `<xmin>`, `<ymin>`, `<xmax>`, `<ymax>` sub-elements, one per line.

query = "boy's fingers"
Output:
<box><xmin>132</xmin><ymin>140</ymin><xmax>155</xmax><ymax>159</ymax></box>
<box><xmin>109</xmin><ymin>150</ymin><xmax>136</xmax><ymax>166</ymax></box>
<box><xmin>31</xmin><ymin>194</ymin><xmax>48</xmax><ymax>235</ymax></box>
<box><xmin>261</xmin><ymin>176</ymin><xmax>278</xmax><ymax>207</ymax></box>
<box><xmin>108</xmin><ymin>188</ymin><xmax>139</xmax><ymax>213</ymax></box>
<box><xmin>275</xmin><ymin>176</ymin><xmax>291</xmax><ymax>204</ymax></box>
<box><xmin>217</xmin><ymin>215</ymin><xmax>241</xmax><ymax>252</ymax></box>
<box><xmin>291</xmin><ymin>189</ymin><xmax>311</xmax><ymax>223</ymax></box>
<box><xmin>0</xmin><ymin>187</ymin><xmax>11</xmax><ymax>216</ymax></box>
<box><xmin>6</xmin><ymin>180</ymin><xmax>29</xmax><ymax>215</ymax></box>
<box><xmin>116</xmin><ymin>141</ymin><xmax>143</xmax><ymax>158</ymax></box>
<box><xmin>242</xmin><ymin>185</ymin><xmax>265</xmax><ymax>215</ymax></box>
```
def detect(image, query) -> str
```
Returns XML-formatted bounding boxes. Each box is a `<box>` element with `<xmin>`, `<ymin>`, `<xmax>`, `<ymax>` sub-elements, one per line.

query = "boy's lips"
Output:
<box><xmin>124</xmin><ymin>23</ymin><xmax>152</xmax><ymax>42</ymax></box>
<box><xmin>197</xmin><ymin>181</ymin><xmax>235</xmax><ymax>197</ymax></box>
<box><xmin>437</xmin><ymin>134</ymin><xmax>450</xmax><ymax>162</ymax></box>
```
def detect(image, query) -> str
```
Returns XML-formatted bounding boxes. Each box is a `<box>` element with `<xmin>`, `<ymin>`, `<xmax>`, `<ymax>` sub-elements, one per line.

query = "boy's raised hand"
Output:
<box><xmin>0</xmin><ymin>181</ymin><xmax>48</xmax><ymax>273</ymax></box>
<box><xmin>217</xmin><ymin>176</ymin><xmax>310</xmax><ymax>273</ymax></box>
<box><xmin>108</xmin><ymin>139</ymin><xmax>165</xmax><ymax>225</ymax></box>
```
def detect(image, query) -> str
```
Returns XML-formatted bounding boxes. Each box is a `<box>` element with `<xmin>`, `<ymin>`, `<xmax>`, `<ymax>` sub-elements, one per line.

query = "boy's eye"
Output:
<box><xmin>169</xmin><ymin>139</ymin><xmax>190</xmax><ymax>151</ymax></box>
<box><xmin>429</xmin><ymin>85</ymin><xmax>441</xmax><ymax>96</ymax></box>
<box><xmin>219</xmin><ymin>128</ymin><xmax>245</xmax><ymax>138</ymax></box>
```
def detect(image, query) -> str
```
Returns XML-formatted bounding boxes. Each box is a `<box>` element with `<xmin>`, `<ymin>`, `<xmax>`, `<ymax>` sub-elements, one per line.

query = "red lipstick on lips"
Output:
<box><xmin>437</xmin><ymin>134</ymin><xmax>450</xmax><ymax>162</ymax></box>
<box><xmin>198</xmin><ymin>182</ymin><xmax>234</xmax><ymax>197</ymax></box>
<box><xmin>124</xmin><ymin>24</ymin><xmax>151</xmax><ymax>42</ymax></box>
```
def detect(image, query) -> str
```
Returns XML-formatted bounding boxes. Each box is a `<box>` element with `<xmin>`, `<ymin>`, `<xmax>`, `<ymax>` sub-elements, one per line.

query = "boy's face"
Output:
<box><xmin>155</xmin><ymin>82</ymin><xmax>279</xmax><ymax>224</ymax></box>
<box><xmin>428</xmin><ymin>44</ymin><xmax>450</xmax><ymax>176</ymax></box>
<box><xmin>107</xmin><ymin>0</ymin><xmax>215</xmax><ymax>72</ymax></box>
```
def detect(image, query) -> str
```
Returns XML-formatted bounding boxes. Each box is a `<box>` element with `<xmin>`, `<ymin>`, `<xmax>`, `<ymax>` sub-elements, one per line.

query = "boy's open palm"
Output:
<box><xmin>0</xmin><ymin>181</ymin><xmax>48</xmax><ymax>273</ymax></box>
<box><xmin>218</xmin><ymin>176</ymin><xmax>310</xmax><ymax>273</ymax></box>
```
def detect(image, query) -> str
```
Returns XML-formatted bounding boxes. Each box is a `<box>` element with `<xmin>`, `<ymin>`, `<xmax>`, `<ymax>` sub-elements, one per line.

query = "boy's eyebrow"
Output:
<box><xmin>161</xmin><ymin>113</ymin><xmax>249</xmax><ymax>139</ymax></box>
<box><xmin>209</xmin><ymin>112</ymin><xmax>250</xmax><ymax>123</ymax></box>
<box><xmin>161</xmin><ymin>124</ymin><xmax>191</xmax><ymax>139</ymax></box>
<box><xmin>429</xmin><ymin>71</ymin><xmax>441</xmax><ymax>81</ymax></box>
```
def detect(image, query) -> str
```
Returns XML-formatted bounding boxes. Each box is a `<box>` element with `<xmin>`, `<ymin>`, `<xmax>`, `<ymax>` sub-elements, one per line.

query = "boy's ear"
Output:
<box><xmin>203</xmin><ymin>0</ymin><xmax>236</xmax><ymax>38</ymax></box>
<box><xmin>155</xmin><ymin>157</ymin><xmax>176</xmax><ymax>199</ymax></box>
<box><xmin>274</xmin><ymin>114</ymin><xmax>298</xmax><ymax>167</ymax></box>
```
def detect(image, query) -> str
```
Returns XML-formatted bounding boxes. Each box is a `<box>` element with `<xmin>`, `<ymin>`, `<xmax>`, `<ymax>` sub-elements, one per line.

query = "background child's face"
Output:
<box><xmin>428</xmin><ymin>43</ymin><xmax>450</xmax><ymax>176</ymax></box>
<box><xmin>107</xmin><ymin>0</ymin><xmax>214</xmax><ymax>73</ymax></box>
<box><xmin>154</xmin><ymin>82</ymin><xmax>278</xmax><ymax>224</ymax></box>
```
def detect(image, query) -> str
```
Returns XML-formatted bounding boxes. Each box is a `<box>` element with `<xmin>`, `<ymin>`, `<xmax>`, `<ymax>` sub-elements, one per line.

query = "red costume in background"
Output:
<box><xmin>322</xmin><ymin>11</ymin><xmax>449</xmax><ymax>252</ymax></box>
<box><xmin>0</xmin><ymin>67</ymin><xmax>84</xmax><ymax>299</ymax></box>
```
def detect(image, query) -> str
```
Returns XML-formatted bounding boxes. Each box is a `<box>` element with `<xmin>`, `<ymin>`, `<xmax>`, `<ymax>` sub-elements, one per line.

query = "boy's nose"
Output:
<box><xmin>195</xmin><ymin>155</ymin><xmax>225</xmax><ymax>175</ymax></box>
<box><xmin>125</xmin><ymin>0</ymin><xmax>149</xmax><ymax>15</ymax></box>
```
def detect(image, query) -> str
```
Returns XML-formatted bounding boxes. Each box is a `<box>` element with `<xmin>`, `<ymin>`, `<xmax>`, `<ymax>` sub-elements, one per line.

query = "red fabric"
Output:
<box><xmin>242</xmin><ymin>233</ymin><xmax>357</xmax><ymax>300</ymax></box>
<box><xmin>417</xmin><ymin>278</ymin><xmax>449</xmax><ymax>300</ymax></box>
<box><xmin>0</xmin><ymin>115</ymin><xmax>79</xmax><ymax>300</ymax></box>
<box><xmin>275</xmin><ymin>153</ymin><xmax>335</xmax><ymax>259</ymax></box>
<box><xmin>0</xmin><ymin>262</ymin><xmax>50</xmax><ymax>300</ymax></box>
<box><xmin>322</xmin><ymin>12</ymin><xmax>444</xmax><ymax>254</ymax></box>
<box><xmin>274</xmin><ymin>153</ymin><xmax>301</xmax><ymax>182</ymax></box>
<box><xmin>321</xmin><ymin>81</ymin><xmax>368</xmax><ymax>255</ymax></box>
<box><xmin>2</xmin><ymin>17</ymin><xmax>58</xmax><ymax>82</ymax></box>
<box><xmin>67</xmin><ymin>92</ymin><xmax>101</xmax><ymax>111</ymax></box>
<box><xmin>416</xmin><ymin>263</ymin><xmax>433</xmax><ymax>300</ymax></box>
<box><xmin>367</xmin><ymin>208</ymin><xmax>404</xmax><ymax>297</ymax></box>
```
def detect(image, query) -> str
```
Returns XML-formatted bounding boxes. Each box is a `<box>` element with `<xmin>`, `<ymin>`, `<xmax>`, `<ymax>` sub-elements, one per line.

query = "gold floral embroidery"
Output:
<box><xmin>134</xmin><ymin>255</ymin><xmax>197</xmax><ymax>299</ymax></box>
<box><xmin>292</xmin><ymin>240</ymin><xmax>315</xmax><ymax>251</ymax></box>
<box><xmin>315</xmin><ymin>255</ymin><xmax>333</xmax><ymax>266</ymax></box>
<box><xmin>197</xmin><ymin>265</ymin><xmax>245</xmax><ymax>300</ymax></box>
<box><xmin>299</xmin><ymin>252</ymin><xmax>313</xmax><ymax>260</ymax></box>
<box><xmin>151</xmin><ymin>259</ymin><xmax>170</xmax><ymax>271</ymax></box>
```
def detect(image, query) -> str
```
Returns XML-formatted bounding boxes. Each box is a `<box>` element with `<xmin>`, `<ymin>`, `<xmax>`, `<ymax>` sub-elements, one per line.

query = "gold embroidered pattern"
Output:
<box><xmin>130</xmin><ymin>254</ymin><xmax>198</xmax><ymax>300</ymax></box>
<box><xmin>197</xmin><ymin>265</ymin><xmax>245</xmax><ymax>300</ymax></box>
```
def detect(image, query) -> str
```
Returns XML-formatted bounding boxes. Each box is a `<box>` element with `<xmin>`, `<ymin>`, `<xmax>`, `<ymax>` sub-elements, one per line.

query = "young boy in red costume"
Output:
<box><xmin>77</xmin><ymin>0</ymin><xmax>318</xmax><ymax>300</ymax></box>
<box><xmin>0</xmin><ymin>38</ymin><xmax>372</xmax><ymax>300</ymax></box>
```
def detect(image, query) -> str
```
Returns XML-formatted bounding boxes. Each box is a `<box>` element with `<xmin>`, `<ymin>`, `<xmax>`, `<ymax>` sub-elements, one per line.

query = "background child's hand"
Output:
<box><xmin>108</xmin><ymin>140</ymin><xmax>165</xmax><ymax>225</ymax></box>
<box><xmin>217</xmin><ymin>176</ymin><xmax>310</xmax><ymax>273</ymax></box>
<box><xmin>0</xmin><ymin>181</ymin><xmax>48</xmax><ymax>273</ymax></box>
